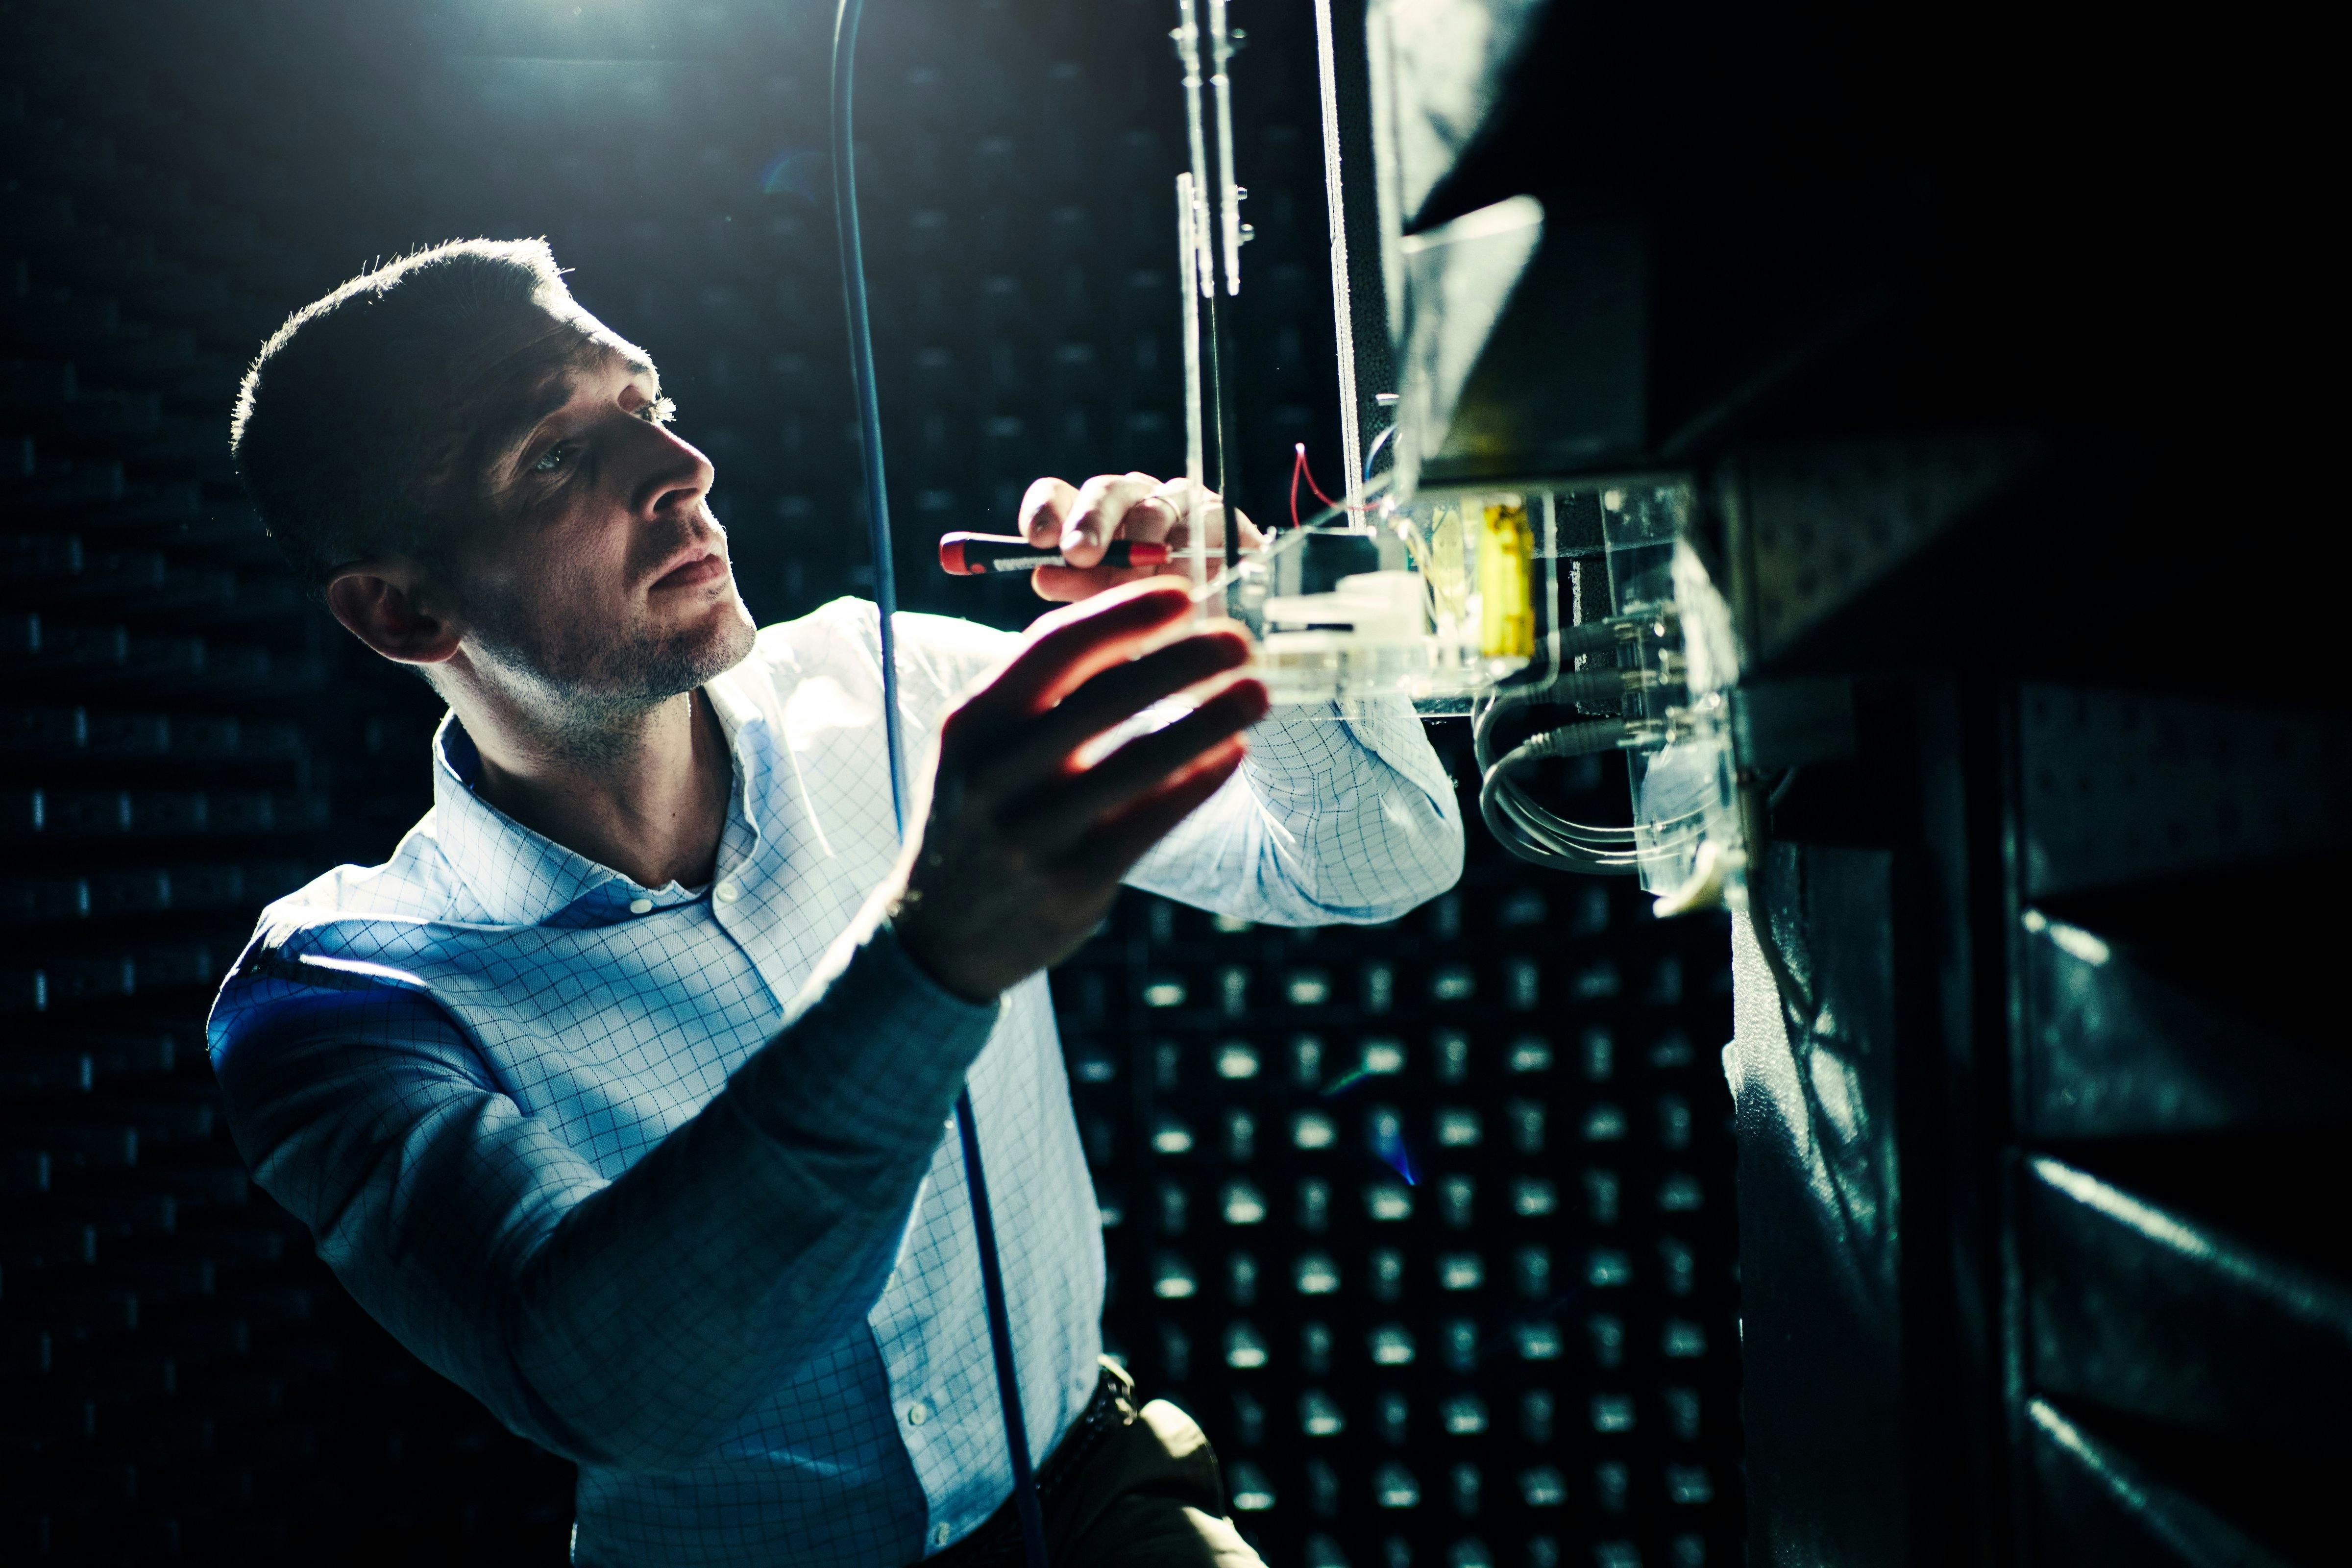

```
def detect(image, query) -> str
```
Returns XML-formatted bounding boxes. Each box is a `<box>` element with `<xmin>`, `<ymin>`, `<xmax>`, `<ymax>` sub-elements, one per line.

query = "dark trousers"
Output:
<box><xmin>923</xmin><ymin>1365</ymin><xmax>1265</xmax><ymax>1568</ymax></box>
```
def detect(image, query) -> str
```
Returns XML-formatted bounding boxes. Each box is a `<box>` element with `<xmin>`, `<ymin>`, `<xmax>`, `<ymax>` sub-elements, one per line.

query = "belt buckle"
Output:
<box><xmin>1098</xmin><ymin>1357</ymin><xmax>1136</xmax><ymax>1423</ymax></box>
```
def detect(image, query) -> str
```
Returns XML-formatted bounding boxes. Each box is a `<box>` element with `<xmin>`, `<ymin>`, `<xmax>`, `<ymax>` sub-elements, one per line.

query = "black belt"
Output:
<box><xmin>924</xmin><ymin>1360</ymin><xmax>1137</xmax><ymax>1568</ymax></box>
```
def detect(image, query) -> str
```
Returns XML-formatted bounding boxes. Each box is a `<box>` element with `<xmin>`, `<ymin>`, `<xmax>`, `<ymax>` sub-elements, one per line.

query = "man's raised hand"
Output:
<box><xmin>1019</xmin><ymin>472</ymin><xmax>1264</xmax><ymax>603</ymax></box>
<box><xmin>890</xmin><ymin>579</ymin><xmax>1267</xmax><ymax>1001</ymax></box>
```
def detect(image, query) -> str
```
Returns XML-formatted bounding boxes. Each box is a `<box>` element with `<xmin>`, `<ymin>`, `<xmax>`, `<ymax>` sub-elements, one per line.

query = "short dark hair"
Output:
<box><xmin>230</xmin><ymin>238</ymin><xmax>637</xmax><ymax>590</ymax></box>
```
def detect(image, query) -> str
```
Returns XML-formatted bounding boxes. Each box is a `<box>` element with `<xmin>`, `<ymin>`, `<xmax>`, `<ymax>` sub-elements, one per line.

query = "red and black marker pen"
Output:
<box><xmin>938</xmin><ymin>532</ymin><xmax>1174</xmax><ymax>576</ymax></box>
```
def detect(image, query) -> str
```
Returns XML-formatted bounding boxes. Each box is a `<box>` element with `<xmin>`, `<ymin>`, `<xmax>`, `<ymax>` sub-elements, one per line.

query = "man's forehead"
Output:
<box><xmin>490</xmin><ymin>304</ymin><xmax>658</xmax><ymax>401</ymax></box>
<box><xmin>436</xmin><ymin>280</ymin><xmax>634</xmax><ymax>379</ymax></box>
<box><xmin>515</xmin><ymin>338</ymin><xmax>659</xmax><ymax>414</ymax></box>
<box><xmin>430</xmin><ymin>311</ymin><xmax>662</xmax><ymax>499</ymax></box>
<box><xmin>464</xmin><ymin>308</ymin><xmax>658</xmax><ymax>454</ymax></box>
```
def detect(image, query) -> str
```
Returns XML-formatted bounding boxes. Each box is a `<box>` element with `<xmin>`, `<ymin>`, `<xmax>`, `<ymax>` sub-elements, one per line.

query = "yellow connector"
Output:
<box><xmin>1476</xmin><ymin>499</ymin><xmax>1535</xmax><ymax>659</ymax></box>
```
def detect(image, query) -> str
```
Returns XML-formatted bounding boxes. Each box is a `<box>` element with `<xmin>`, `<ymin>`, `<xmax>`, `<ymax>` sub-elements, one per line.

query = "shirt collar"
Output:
<box><xmin>430</xmin><ymin>690</ymin><xmax>768</xmax><ymax>927</ymax></box>
<box><xmin>703</xmin><ymin>664</ymin><xmax>768</xmax><ymax>843</ymax></box>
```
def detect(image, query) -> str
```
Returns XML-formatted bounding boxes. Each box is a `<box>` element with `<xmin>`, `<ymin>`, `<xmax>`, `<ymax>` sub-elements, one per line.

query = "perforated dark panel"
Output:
<box><xmin>1061</xmin><ymin>737</ymin><xmax>1742</xmax><ymax>1568</ymax></box>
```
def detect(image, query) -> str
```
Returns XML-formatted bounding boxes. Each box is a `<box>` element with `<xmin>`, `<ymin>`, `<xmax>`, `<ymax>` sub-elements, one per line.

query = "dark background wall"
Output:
<box><xmin>2</xmin><ymin>1</ymin><xmax>1740</xmax><ymax>1563</ymax></box>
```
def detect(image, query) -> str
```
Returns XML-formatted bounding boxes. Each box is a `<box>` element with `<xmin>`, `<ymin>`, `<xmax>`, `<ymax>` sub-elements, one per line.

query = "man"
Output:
<box><xmin>209</xmin><ymin>238</ymin><xmax>1462</xmax><ymax>1567</ymax></box>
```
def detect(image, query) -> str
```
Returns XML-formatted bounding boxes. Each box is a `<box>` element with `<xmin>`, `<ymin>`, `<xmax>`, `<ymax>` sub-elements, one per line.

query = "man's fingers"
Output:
<box><xmin>1149</xmin><ymin>478</ymin><xmax>1265</xmax><ymax>552</ymax></box>
<box><xmin>1032</xmin><ymin>561</ymin><xmax>1166</xmax><ymax>602</ymax></box>
<box><xmin>954</xmin><ymin>578</ymin><xmax>1198</xmax><ymax>729</ymax></box>
<box><xmin>1054</xmin><ymin>678</ymin><xmax>1266</xmax><ymax>827</ymax></box>
<box><xmin>971</xmin><ymin>633</ymin><xmax>1249</xmax><ymax>808</ymax></box>
<box><xmin>1031</xmin><ymin>563</ymin><xmax>1099</xmax><ymax>602</ymax></box>
<box><xmin>1060</xmin><ymin>472</ymin><xmax>1163</xmax><ymax>568</ymax></box>
<box><xmin>1077</xmin><ymin>737</ymin><xmax>1248</xmax><ymax>880</ymax></box>
<box><xmin>1013</xmin><ymin>475</ymin><xmax>1260</xmax><ymax>600</ymax></box>
<box><xmin>1118</xmin><ymin>490</ymin><xmax>1181</xmax><ymax>545</ymax></box>
<box><xmin>1004</xmin><ymin>676</ymin><xmax>1268</xmax><ymax>852</ymax></box>
<box><xmin>1020</xmin><ymin>477</ymin><xmax>1080</xmax><ymax>549</ymax></box>
<box><xmin>1149</xmin><ymin>479</ymin><xmax>1219</xmax><ymax>556</ymax></box>
<box><xmin>970</xmin><ymin>628</ymin><xmax>1251</xmax><ymax>803</ymax></box>
<box><xmin>1032</xmin><ymin>499</ymin><xmax>1185</xmax><ymax>594</ymax></box>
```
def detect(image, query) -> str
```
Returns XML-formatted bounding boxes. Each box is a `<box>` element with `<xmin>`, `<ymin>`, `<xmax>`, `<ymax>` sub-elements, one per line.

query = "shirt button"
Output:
<box><xmin>715</xmin><ymin>880</ymin><xmax>740</xmax><ymax>904</ymax></box>
<box><xmin>906</xmin><ymin>1401</ymin><xmax>930</xmax><ymax>1426</ymax></box>
<box><xmin>627</xmin><ymin>898</ymin><xmax>654</xmax><ymax>915</ymax></box>
<box><xmin>931</xmin><ymin>1524</ymin><xmax>951</xmax><ymax>1548</ymax></box>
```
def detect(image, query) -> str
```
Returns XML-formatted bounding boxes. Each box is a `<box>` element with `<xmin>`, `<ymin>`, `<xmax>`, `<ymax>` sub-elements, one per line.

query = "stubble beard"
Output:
<box><xmin>474</xmin><ymin>584</ymin><xmax>758</xmax><ymax>764</ymax></box>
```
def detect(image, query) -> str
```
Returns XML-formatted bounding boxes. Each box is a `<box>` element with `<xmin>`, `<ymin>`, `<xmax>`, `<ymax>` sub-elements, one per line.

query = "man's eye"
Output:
<box><xmin>533</xmin><ymin>442</ymin><xmax>576</xmax><ymax>474</ymax></box>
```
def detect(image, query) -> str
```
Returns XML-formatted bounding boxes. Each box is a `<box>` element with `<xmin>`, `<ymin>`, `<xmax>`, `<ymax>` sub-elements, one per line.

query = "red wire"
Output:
<box><xmin>1293</xmin><ymin>443</ymin><xmax>1371</xmax><ymax>515</ymax></box>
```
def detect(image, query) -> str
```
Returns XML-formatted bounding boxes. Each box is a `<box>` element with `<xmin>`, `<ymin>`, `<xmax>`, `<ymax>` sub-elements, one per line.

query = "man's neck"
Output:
<box><xmin>461</xmin><ymin>686</ymin><xmax>731</xmax><ymax>890</ymax></box>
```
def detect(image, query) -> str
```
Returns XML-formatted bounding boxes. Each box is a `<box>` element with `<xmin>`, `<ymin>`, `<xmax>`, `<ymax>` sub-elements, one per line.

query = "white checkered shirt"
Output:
<box><xmin>206</xmin><ymin>599</ymin><xmax>1462</xmax><ymax>1567</ymax></box>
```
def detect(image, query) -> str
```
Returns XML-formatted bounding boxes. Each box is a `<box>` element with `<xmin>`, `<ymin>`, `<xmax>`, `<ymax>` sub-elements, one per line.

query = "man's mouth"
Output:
<box><xmin>651</xmin><ymin>551</ymin><xmax>727</xmax><ymax>592</ymax></box>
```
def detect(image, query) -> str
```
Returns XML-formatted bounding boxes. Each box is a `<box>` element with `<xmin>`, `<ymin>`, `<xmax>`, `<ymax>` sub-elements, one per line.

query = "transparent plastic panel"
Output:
<box><xmin>1210</xmin><ymin>493</ymin><xmax>1545</xmax><ymax>706</ymax></box>
<box><xmin>1596</xmin><ymin>484</ymin><xmax>1702</xmax><ymax>891</ymax></box>
<box><xmin>1180</xmin><ymin>476</ymin><xmax>1745</xmax><ymax>910</ymax></box>
<box><xmin>1589</xmin><ymin>481</ymin><xmax>1745</xmax><ymax>904</ymax></box>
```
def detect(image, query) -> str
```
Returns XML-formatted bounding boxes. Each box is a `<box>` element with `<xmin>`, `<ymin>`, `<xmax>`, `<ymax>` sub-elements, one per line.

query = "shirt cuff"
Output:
<box><xmin>726</xmin><ymin>919</ymin><xmax>1004</xmax><ymax>1154</ymax></box>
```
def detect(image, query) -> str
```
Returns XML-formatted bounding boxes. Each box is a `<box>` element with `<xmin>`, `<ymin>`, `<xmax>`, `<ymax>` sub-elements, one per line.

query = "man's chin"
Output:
<box><xmin>573</xmin><ymin>596</ymin><xmax>757</xmax><ymax>707</ymax></box>
<box><xmin>668</xmin><ymin>594</ymin><xmax>759</xmax><ymax>688</ymax></box>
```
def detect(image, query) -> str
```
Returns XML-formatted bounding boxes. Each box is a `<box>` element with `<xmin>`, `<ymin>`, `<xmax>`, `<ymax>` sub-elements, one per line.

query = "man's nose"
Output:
<box><xmin>633</xmin><ymin>423</ymin><xmax>716</xmax><ymax>519</ymax></box>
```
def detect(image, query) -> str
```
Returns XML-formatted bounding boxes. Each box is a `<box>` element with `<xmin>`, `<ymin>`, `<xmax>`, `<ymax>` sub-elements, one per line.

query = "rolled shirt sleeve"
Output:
<box><xmin>1126</xmin><ymin>694</ymin><xmax>1465</xmax><ymax>926</ymax></box>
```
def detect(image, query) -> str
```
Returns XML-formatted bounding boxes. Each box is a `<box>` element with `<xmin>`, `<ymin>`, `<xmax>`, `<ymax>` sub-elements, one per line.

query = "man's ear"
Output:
<box><xmin>324</xmin><ymin>562</ymin><xmax>464</xmax><ymax>668</ymax></box>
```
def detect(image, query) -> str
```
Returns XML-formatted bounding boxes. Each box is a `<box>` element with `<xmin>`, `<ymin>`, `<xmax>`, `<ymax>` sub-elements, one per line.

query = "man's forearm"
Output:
<box><xmin>1126</xmin><ymin>696</ymin><xmax>1464</xmax><ymax>925</ymax></box>
<box><xmin>505</xmin><ymin>921</ymin><xmax>1001</xmax><ymax>1466</ymax></box>
<box><xmin>219</xmin><ymin>916</ymin><xmax>1000</xmax><ymax>1471</ymax></box>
